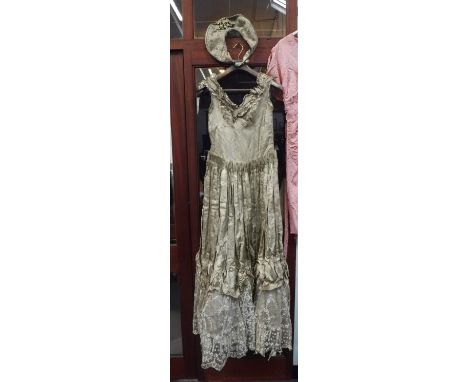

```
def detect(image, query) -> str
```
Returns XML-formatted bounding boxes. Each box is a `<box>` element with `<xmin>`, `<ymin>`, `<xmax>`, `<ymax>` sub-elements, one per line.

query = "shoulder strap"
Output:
<box><xmin>258</xmin><ymin>72</ymin><xmax>272</xmax><ymax>88</ymax></box>
<box><xmin>197</xmin><ymin>77</ymin><xmax>219</xmax><ymax>94</ymax></box>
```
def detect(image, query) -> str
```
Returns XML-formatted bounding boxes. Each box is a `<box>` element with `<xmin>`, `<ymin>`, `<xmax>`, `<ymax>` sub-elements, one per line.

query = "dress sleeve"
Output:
<box><xmin>266</xmin><ymin>46</ymin><xmax>283</xmax><ymax>101</ymax></box>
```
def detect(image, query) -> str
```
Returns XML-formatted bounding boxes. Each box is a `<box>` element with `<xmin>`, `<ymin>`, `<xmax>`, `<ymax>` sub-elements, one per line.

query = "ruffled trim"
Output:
<box><xmin>196</xmin><ymin>248</ymin><xmax>289</xmax><ymax>300</ymax></box>
<box><xmin>256</xmin><ymin>254</ymin><xmax>290</xmax><ymax>290</ymax></box>
<box><xmin>199</xmin><ymin>73</ymin><xmax>273</xmax><ymax>126</ymax></box>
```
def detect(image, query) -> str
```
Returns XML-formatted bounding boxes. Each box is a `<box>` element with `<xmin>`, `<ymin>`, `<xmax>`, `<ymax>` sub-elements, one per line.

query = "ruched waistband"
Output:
<box><xmin>206</xmin><ymin>150</ymin><xmax>277</xmax><ymax>171</ymax></box>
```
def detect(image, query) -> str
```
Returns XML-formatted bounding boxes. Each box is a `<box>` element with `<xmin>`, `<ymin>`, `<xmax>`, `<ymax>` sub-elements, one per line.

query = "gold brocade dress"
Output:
<box><xmin>193</xmin><ymin>72</ymin><xmax>292</xmax><ymax>371</ymax></box>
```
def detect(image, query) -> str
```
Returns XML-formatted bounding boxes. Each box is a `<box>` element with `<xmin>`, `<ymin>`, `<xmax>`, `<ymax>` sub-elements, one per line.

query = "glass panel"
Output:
<box><xmin>195</xmin><ymin>67</ymin><xmax>286</xmax><ymax>221</ymax></box>
<box><xmin>170</xmin><ymin>272</ymin><xmax>184</xmax><ymax>355</ymax></box>
<box><xmin>194</xmin><ymin>0</ymin><xmax>286</xmax><ymax>39</ymax></box>
<box><xmin>170</xmin><ymin>0</ymin><xmax>183</xmax><ymax>39</ymax></box>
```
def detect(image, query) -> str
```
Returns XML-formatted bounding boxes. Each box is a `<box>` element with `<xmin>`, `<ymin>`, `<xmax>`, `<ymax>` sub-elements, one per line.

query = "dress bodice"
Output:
<box><xmin>198</xmin><ymin>73</ymin><xmax>275</xmax><ymax>163</ymax></box>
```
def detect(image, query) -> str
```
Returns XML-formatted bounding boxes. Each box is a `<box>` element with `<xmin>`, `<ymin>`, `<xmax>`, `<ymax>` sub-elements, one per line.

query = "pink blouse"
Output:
<box><xmin>267</xmin><ymin>33</ymin><xmax>298</xmax><ymax>256</ymax></box>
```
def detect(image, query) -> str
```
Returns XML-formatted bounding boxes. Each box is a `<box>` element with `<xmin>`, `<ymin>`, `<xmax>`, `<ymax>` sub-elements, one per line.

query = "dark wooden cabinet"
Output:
<box><xmin>170</xmin><ymin>1</ymin><xmax>297</xmax><ymax>380</ymax></box>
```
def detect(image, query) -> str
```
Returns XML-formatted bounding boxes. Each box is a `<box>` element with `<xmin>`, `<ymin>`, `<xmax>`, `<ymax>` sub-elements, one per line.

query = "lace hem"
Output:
<box><xmin>193</xmin><ymin>281</ymin><xmax>292</xmax><ymax>371</ymax></box>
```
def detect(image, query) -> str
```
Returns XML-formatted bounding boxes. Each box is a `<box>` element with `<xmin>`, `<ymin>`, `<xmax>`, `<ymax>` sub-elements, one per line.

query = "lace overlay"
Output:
<box><xmin>194</xmin><ymin>73</ymin><xmax>293</xmax><ymax>371</ymax></box>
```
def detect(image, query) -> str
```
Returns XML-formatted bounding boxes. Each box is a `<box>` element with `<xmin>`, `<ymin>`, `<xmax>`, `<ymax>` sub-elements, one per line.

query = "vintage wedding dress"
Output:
<box><xmin>193</xmin><ymin>72</ymin><xmax>292</xmax><ymax>371</ymax></box>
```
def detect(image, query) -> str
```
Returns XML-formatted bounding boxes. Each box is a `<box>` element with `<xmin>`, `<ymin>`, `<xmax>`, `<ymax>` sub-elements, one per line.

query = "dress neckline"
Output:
<box><xmin>210</xmin><ymin>73</ymin><xmax>267</xmax><ymax>111</ymax></box>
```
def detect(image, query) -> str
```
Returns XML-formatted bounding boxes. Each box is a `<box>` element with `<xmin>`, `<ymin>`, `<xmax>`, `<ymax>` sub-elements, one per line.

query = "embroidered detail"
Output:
<box><xmin>213</xmin><ymin>17</ymin><xmax>236</xmax><ymax>30</ymax></box>
<box><xmin>193</xmin><ymin>283</ymin><xmax>292</xmax><ymax>370</ymax></box>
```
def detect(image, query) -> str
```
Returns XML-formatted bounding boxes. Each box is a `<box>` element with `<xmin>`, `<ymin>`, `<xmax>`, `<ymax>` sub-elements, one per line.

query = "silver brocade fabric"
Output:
<box><xmin>193</xmin><ymin>73</ymin><xmax>292</xmax><ymax>371</ymax></box>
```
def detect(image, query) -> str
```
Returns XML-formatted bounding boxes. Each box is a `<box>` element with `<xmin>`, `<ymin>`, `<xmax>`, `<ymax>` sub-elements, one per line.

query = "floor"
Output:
<box><xmin>172</xmin><ymin>380</ymin><xmax>298</xmax><ymax>382</ymax></box>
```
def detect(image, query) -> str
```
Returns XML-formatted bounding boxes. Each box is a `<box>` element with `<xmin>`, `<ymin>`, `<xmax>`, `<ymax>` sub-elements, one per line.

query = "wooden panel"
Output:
<box><xmin>286</xmin><ymin>0</ymin><xmax>298</xmax><ymax>34</ymax></box>
<box><xmin>181</xmin><ymin>47</ymin><xmax>206</xmax><ymax>377</ymax></box>
<box><xmin>170</xmin><ymin>40</ymin><xmax>185</xmax><ymax>50</ymax></box>
<box><xmin>170</xmin><ymin>356</ymin><xmax>185</xmax><ymax>380</ymax></box>
<box><xmin>170</xmin><ymin>50</ymin><xmax>197</xmax><ymax>379</ymax></box>
<box><xmin>182</xmin><ymin>0</ymin><xmax>194</xmax><ymax>40</ymax></box>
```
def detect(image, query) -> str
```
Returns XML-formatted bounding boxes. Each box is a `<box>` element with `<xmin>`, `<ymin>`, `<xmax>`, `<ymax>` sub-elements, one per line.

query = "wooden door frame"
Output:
<box><xmin>170</xmin><ymin>1</ymin><xmax>298</xmax><ymax>380</ymax></box>
<box><xmin>170</xmin><ymin>50</ymin><xmax>198</xmax><ymax>379</ymax></box>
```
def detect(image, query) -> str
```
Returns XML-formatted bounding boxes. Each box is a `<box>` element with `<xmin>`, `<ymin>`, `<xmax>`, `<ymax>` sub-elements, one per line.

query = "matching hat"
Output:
<box><xmin>204</xmin><ymin>14</ymin><xmax>258</xmax><ymax>66</ymax></box>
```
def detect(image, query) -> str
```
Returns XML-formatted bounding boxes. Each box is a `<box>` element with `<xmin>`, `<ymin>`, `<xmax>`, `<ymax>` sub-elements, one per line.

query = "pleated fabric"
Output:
<box><xmin>193</xmin><ymin>73</ymin><xmax>292</xmax><ymax>371</ymax></box>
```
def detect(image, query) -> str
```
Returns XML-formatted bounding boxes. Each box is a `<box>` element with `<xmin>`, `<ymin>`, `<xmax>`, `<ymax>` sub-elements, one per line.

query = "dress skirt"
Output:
<box><xmin>193</xmin><ymin>149</ymin><xmax>292</xmax><ymax>371</ymax></box>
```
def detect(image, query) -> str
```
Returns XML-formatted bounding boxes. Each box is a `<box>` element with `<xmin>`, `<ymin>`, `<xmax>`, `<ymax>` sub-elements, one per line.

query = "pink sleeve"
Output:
<box><xmin>266</xmin><ymin>47</ymin><xmax>283</xmax><ymax>100</ymax></box>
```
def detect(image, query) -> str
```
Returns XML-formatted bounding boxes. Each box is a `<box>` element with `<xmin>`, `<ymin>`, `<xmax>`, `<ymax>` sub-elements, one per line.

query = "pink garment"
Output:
<box><xmin>267</xmin><ymin>33</ymin><xmax>298</xmax><ymax>257</ymax></box>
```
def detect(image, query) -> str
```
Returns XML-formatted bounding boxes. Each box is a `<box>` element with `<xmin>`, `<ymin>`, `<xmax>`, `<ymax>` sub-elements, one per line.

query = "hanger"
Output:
<box><xmin>197</xmin><ymin>43</ymin><xmax>283</xmax><ymax>96</ymax></box>
<box><xmin>197</xmin><ymin>63</ymin><xmax>283</xmax><ymax>95</ymax></box>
